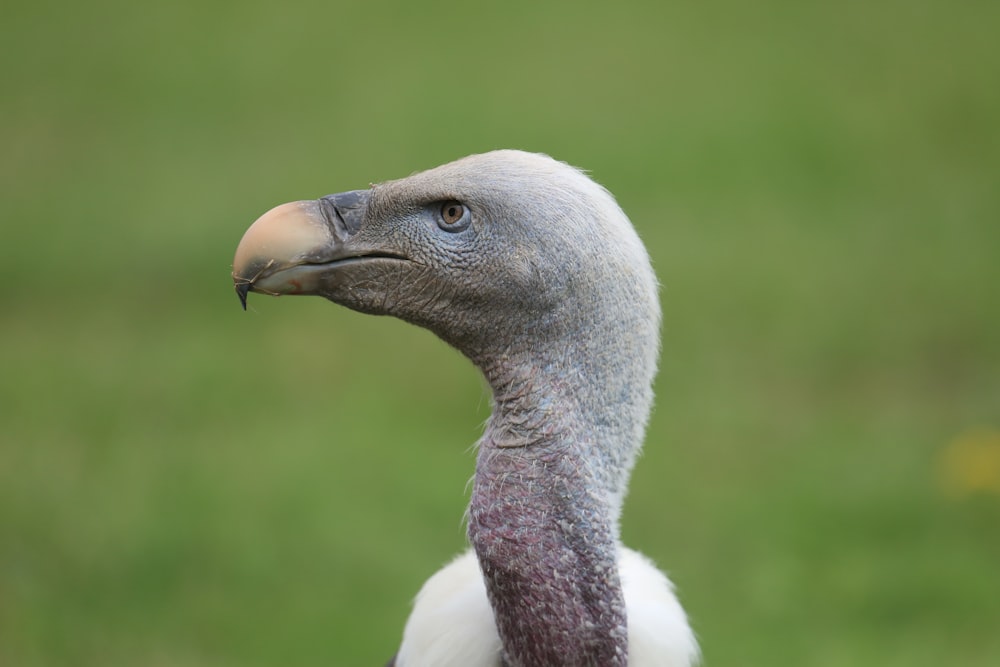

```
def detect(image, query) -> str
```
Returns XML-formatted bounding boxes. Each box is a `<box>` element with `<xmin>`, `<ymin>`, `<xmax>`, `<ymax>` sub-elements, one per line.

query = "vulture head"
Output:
<box><xmin>233</xmin><ymin>151</ymin><xmax>694</xmax><ymax>667</ymax></box>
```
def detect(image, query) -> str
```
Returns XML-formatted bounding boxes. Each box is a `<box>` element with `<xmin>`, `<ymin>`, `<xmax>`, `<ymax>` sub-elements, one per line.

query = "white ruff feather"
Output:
<box><xmin>395</xmin><ymin>548</ymin><xmax>699</xmax><ymax>667</ymax></box>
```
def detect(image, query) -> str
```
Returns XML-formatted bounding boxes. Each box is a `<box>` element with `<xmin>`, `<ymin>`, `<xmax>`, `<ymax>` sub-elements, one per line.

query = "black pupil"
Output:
<box><xmin>446</xmin><ymin>205</ymin><xmax>460</xmax><ymax>220</ymax></box>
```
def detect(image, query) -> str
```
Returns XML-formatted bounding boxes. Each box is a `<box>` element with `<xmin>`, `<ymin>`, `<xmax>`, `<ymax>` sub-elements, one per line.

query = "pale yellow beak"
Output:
<box><xmin>232</xmin><ymin>200</ymin><xmax>334</xmax><ymax>308</ymax></box>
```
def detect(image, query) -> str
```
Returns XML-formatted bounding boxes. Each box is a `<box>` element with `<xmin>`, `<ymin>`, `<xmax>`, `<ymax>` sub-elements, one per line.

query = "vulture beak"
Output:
<box><xmin>232</xmin><ymin>190</ymin><xmax>369</xmax><ymax>309</ymax></box>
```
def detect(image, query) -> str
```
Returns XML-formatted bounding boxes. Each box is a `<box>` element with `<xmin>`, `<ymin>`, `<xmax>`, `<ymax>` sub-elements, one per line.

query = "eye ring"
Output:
<box><xmin>437</xmin><ymin>200</ymin><xmax>470</xmax><ymax>231</ymax></box>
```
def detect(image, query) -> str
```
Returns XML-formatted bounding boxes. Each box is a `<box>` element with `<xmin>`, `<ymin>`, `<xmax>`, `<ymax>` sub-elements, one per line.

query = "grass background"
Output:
<box><xmin>2</xmin><ymin>0</ymin><xmax>998</xmax><ymax>665</ymax></box>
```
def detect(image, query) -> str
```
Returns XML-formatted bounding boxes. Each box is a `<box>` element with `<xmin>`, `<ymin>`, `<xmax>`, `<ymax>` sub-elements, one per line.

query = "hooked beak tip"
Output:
<box><xmin>235</xmin><ymin>281</ymin><xmax>250</xmax><ymax>310</ymax></box>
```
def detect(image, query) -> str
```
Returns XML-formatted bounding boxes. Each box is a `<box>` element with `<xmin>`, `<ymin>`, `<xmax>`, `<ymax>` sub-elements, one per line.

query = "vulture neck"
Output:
<box><xmin>466</xmin><ymin>325</ymin><xmax>652</xmax><ymax>667</ymax></box>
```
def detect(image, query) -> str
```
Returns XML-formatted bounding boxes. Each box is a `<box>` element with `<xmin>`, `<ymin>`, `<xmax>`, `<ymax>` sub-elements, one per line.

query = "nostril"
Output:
<box><xmin>319</xmin><ymin>189</ymin><xmax>370</xmax><ymax>236</ymax></box>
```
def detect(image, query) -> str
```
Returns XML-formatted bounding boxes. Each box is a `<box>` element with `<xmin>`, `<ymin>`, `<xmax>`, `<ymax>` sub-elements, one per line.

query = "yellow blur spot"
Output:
<box><xmin>939</xmin><ymin>428</ymin><xmax>1000</xmax><ymax>498</ymax></box>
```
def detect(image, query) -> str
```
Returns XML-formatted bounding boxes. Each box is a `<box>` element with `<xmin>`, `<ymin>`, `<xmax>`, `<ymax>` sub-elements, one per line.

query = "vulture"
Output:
<box><xmin>231</xmin><ymin>150</ymin><xmax>699</xmax><ymax>667</ymax></box>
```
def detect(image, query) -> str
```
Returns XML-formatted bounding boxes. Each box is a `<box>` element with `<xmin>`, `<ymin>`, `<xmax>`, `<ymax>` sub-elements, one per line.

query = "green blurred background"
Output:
<box><xmin>2</xmin><ymin>0</ymin><xmax>998</xmax><ymax>665</ymax></box>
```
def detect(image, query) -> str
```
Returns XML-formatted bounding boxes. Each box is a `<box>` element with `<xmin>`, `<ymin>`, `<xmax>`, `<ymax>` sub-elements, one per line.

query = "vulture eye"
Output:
<box><xmin>438</xmin><ymin>200</ymin><xmax>470</xmax><ymax>231</ymax></box>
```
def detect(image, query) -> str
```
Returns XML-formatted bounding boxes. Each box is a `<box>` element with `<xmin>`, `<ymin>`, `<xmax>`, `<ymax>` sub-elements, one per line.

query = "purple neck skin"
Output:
<box><xmin>467</xmin><ymin>360</ymin><xmax>628</xmax><ymax>667</ymax></box>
